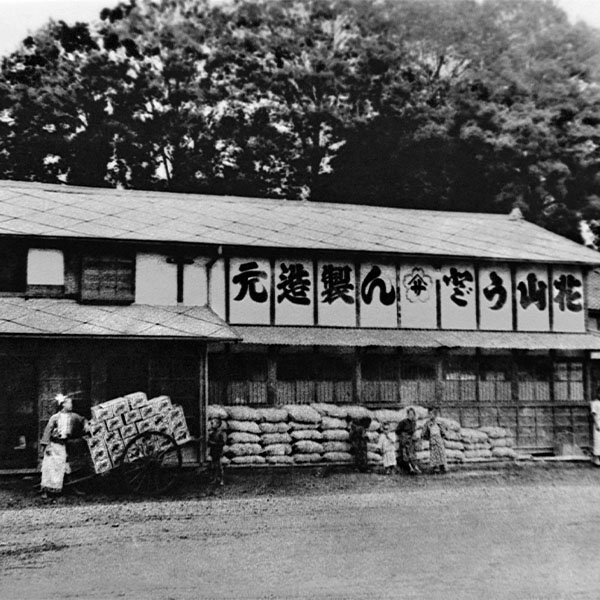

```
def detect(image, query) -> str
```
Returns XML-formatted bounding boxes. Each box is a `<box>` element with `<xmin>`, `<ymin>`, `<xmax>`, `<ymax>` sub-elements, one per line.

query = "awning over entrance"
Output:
<box><xmin>234</xmin><ymin>325</ymin><xmax>600</xmax><ymax>350</ymax></box>
<box><xmin>0</xmin><ymin>298</ymin><xmax>239</xmax><ymax>341</ymax></box>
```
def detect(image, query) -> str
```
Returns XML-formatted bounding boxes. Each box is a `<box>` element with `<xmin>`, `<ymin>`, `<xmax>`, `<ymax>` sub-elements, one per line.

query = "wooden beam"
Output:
<box><xmin>267</xmin><ymin>347</ymin><xmax>277</xmax><ymax>406</ymax></box>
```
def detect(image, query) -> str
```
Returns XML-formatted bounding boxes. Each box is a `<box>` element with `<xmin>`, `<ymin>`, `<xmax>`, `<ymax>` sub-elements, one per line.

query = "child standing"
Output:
<box><xmin>207</xmin><ymin>417</ymin><xmax>227</xmax><ymax>485</ymax></box>
<box><xmin>378</xmin><ymin>423</ymin><xmax>397</xmax><ymax>474</ymax></box>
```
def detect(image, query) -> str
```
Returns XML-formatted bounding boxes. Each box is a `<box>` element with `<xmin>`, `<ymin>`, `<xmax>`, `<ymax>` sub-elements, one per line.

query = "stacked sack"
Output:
<box><xmin>259</xmin><ymin>407</ymin><xmax>293</xmax><ymax>465</ymax></box>
<box><xmin>314</xmin><ymin>404</ymin><xmax>352</xmax><ymax>463</ymax></box>
<box><xmin>460</xmin><ymin>428</ymin><xmax>492</xmax><ymax>460</ymax></box>
<box><xmin>286</xmin><ymin>405</ymin><xmax>324</xmax><ymax>464</ymax></box>
<box><xmin>480</xmin><ymin>427</ymin><xmax>517</xmax><ymax>460</ymax></box>
<box><xmin>223</xmin><ymin>406</ymin><xmax>265</xmax><ymax>466</ymax></box>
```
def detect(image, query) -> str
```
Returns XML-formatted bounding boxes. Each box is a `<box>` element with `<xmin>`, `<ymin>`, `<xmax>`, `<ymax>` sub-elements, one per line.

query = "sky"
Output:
<box><xmin>0</xmin><ymin>0</ymin><xmax>600</xmax><ymax>56</ymax></box>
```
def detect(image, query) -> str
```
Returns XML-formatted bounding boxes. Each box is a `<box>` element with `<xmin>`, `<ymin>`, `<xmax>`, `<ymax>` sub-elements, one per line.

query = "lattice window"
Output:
<box><xmin>553</xmin><ymin>361</ymin><xmax>584</xmax><ymax>402</ymax></box>
<box><xmin>518</xmin><ymin>359</ymin><xmax>551</xmax><ymax>402</ymax></box>
<box><xmin>81</xmin><ymin>254</ymin><xmax>134</xmax><ymax>304</ymax></box>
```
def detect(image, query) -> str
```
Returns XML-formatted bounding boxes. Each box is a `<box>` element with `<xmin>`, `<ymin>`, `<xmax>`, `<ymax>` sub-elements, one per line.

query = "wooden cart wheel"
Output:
<box><xmin>120</xmin><ymin>431</ymin><xmax>182</xmax><ymax>496</ymax></box>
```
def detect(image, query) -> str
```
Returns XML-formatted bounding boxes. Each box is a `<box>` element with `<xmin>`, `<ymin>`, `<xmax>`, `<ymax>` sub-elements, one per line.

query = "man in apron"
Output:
<box><xmin>39</xmin><ymin>394</ymin><xmax>87</xmax><ymax>498</ymax></box>
<box><xmin>591</xmin><ymin>388</ymin><xmax>600</xmax><ymax>467</ymax></box>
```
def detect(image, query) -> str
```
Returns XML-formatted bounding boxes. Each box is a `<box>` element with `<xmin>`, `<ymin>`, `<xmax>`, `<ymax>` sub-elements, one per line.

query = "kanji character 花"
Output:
<box><xmin>553</xmin><ymin>274</ymin><xmax>582</xmax><ymax>312</ymax></box>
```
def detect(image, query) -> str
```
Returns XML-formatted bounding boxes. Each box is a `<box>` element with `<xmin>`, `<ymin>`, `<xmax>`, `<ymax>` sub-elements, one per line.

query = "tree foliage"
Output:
<box><xmin>2</xmin><ymin>0</ymin><xmax>600</xmax><ymax>243</ymax></box>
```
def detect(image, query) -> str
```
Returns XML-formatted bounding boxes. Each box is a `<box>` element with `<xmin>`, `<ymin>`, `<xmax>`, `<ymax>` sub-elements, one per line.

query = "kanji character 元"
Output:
<box><xmin>232</xmin><ymin>261</ymin><xmax>268</xmax><ymax>303</ymax></box>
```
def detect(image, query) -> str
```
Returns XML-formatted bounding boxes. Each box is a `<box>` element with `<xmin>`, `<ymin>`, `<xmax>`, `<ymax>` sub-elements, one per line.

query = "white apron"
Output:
<box><xmin>41</xmin><ymin>442</ymin><xmax>70</xmax><ymax>492</ymax></box>
<box><xmin>591</xmin><ymin>400</ymin><xmax>600</xmax><ymax>457</ymax></box>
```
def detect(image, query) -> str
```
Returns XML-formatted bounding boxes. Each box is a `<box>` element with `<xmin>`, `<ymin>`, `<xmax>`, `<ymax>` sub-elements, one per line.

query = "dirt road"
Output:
<box><xmin>2</xmin><ymin>466</ymin><xmax>600</xmax><ymax>599</ymax></box>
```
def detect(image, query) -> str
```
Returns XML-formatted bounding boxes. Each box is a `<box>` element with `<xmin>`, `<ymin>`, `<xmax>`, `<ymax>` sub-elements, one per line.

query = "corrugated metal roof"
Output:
<box><xmin>235</xmin><ymin>325</ymin><xmax>600</xmax><ymax>350</ymax></box>
<box><xmin>0</xmin><ymin>180</ymin><xmax>598</xmax><ymax>264</ymax></box>
<box><xmin>0</xmin><ymin>298</ymin><xmax>239</xmax><ymax>340</ymax></box>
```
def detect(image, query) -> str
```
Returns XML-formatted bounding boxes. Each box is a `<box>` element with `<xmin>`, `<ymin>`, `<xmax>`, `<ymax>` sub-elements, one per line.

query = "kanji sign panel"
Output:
<box><xmin>229</xmin><ymin>258</ymin><xmax>271</xmax><ymax>325</ymax></box>
<box><xmin>440</xmin><ymin>263</ymin><xmax>476</xmax><ymax>329</ymax></box>
<box><xmin>399</xmin><ymin>264</ymin><xmax>437</xmax><ymax>329</ymax></box>
<box><xmin>516</xmin><ymin>265</ymin><xmax>550</xmax><ymax>331</ymax></box>
<box><xmin>275</xmin><ymin>259</ymin><xmax>314</xmax><ymax>325</ymax></box>
<box><xmin>359</xmin><ymin>263</ymin><xmax>397</xmax><ymax>328</ymax></box>
<box><xmin>317</xmin><ymin>261</ymin><xmax>356</xmax><ymax>326</ymax></box>
<box><xmin>552</xmin><ymin>266</ymin><xmax>585</xmax><ymax>332</ymax></box>
<box><xmin>479</xmin><ymin>265</ymin><xmax>512</xmax><ymax>331</ymax></box>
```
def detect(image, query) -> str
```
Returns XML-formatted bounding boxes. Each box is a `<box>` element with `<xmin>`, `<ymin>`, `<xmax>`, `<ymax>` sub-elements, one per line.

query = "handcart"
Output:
<box><xmin>72</xmin><ymin>392</ymin><xmax>195</xmax><ymax>496</ymax></box>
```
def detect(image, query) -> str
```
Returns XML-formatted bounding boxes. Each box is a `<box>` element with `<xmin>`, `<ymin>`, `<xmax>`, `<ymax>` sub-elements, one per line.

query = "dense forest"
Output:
<box><xmin>2</xmin><ymin>0</ymin><xmax>600</xmax><ymax>244</ymax></box>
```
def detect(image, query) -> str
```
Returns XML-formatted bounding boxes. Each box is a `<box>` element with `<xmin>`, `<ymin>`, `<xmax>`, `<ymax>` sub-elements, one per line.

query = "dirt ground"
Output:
<box><xmin>2</xmin><ymin>462</ymin><xmax>600</xmax><ymax>599</ymax></box>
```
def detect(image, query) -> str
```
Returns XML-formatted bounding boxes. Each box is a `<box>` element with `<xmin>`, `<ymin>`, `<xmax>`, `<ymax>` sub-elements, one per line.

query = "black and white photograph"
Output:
<box><xmin>2</xmin><ymin>0</ymin><xmax>600</xmax><ymax>598</ymax></box>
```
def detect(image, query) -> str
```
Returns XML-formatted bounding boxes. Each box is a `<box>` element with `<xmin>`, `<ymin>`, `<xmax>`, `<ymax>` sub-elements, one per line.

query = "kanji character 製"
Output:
<box><xmin>360</xmin><ymin>266</ymin><xmax>396</xmax><ymax>306</ymax></box>
<box><xmin>320</xmin><ymin>264</ymin><xmax>355</xmax><ymax>305</ymax></box>
<box><xmin>442</xmin><ymin>267</ymin><xmax>474</xmax><ymax>307</ymax></box>
<box><xmin>232</xmin><ymin>261</ymin><xmax>268</xmax><ymax>303</ymax></box>
<box><xmin>277</xmin><ymin>263</ymin><xmax>311</xmax><ymax>305</ymax></box>
<box><xmin>482</xmin><ymin>271</ymin><xmax>508</xmax><ymax>310</ymax></box>
<box><xmin>517</xmin><ymin>272</ymin><xmax>547</xmax><ymax>311</ymax></box>
<box><xmin>553</xmin><ymin>274</ymin><xmax>583</xmax><ymax>312</ymax></box>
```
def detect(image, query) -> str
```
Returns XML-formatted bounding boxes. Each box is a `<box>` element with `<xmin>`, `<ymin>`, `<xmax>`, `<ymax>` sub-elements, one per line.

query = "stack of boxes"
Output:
<box><xmin>86</xmin><ymin>391</ymin><xmax>193</xmax><ymax>474</ymax></box>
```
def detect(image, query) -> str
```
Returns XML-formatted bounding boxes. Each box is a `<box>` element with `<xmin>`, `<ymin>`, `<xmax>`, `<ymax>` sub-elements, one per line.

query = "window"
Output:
<box><xmin>81</xmin><ymin>254</ymin><xmax>134</xmax><ymax>304</ymax></box>
<box><xmin>442</xmin><ymin>358</ymin><xmax>476</xmax><ymax>402</ymax></box>
<box><xmin>553</xmin><ymin>361</ymin><xmax>584</xmax><ymax>402</ymax></box>
<box><xmin>518</xmin><ymin>359</ymin><xmax>551</xmax><ymax>402</ymax></box>
<box><xmin>361</xmin><ymin>354</ymin><xmax>397</xmax><ymax>382</ymax></box>
<box><xmin>479</xmin><ymin>359</ymin><xmax>512</xmax><ymax>403</ymax></box>
<box><xmin>400</xmin><ymin>360</ymin><xmax>436</xmax><ymax>405</ymax></box>
<box><xmin>0</xmin><ymin>241</ymin><xmax>26</xmax><ymax>293</ymax></box>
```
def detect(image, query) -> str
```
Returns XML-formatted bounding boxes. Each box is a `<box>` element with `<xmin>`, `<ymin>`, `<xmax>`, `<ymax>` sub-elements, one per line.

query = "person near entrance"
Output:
<box><xmin>39</xmin><ymin>394</ymin><xmax>87</xmax><ymax>498</ymax></box>
<box><xmin>590</xmin><ymin>388</ymin><xmax>600</xmax><ymax>467</ymax></box>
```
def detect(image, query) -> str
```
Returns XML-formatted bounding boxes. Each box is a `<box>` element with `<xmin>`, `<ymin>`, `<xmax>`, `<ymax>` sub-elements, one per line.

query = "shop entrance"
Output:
<box><xmin>0</xmin><ymin>356</ymin><xmax>38</xmax><ymax>469</ymax></box>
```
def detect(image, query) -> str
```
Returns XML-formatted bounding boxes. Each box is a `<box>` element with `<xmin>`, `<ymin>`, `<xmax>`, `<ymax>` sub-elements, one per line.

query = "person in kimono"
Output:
<box><xmin>396</xmin><ymin>407</ymin><xmax>421</xmax><ymax>474</ymax></box>
<box><xmin>421</xmin><ymin>407</ymin><xmax>448</xmax><ymax>474</ymax></box>
<box><xmin>207</xmin><ymin>417</ymin><xmax>227</xmax><ymax>485</ymax></box>
<box><xmin>39</xmin><ymin>394</ymin><xmax>86</xmax><ymax>498</ymax></box>
<box><xmin>349</xmin><ymin>416</ymin><xmax>370</xmax><ymax>472</ymax></box>
<box><xmin>377</xmin><ymin>423</ymin><xmax>397</xmax><ymax>474</ymax></box>
<box><xmin>590</xmin><ymin>388</ymin><xmax>600</xmax><ymax>466</ymax></box>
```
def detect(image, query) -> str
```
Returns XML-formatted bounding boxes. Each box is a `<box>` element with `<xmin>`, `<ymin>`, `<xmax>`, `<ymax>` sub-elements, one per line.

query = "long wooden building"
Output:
<box><xmin>0</xmin><ymin>179</ymin><xmax>599</xmax><ymax>471</ymax></box>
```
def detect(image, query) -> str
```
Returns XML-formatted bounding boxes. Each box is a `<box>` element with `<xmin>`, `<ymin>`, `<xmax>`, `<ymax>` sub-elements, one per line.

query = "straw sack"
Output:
<box><xmin>492</xmin><ymin>447</ymin><xmax>517</xmax><ymax>459</ymax></box>
<box><xmin>323</xmin><ymin>452</ymin><xmax>352</xmax><ymax>462</ymax></box>
<box><xmin>289</xmin><ymin>421</ymin><xmax>320</xmax><ymax>430</ymax></box>
<box><xmin>262</xmin><ymin>443</ymin><xmax>292</xmax><ymax>456</ymax></box>
<box><xmin>228</xmin><ymin>432</ymin><xmax>260</xmax><ymax>444</ymax></box>
<box><xmin>343</xmin><ymin>405</ymin><xmax>372</xmax><ymax>420</ymax></box>
<box><xmin>415</xmin><ymin>451</ymin><xmax>429</xmax><ymax>462</ymax></box>
<box><xmin>444</xmin><ymin>429</ymin><xmax>461</xmax><ymax>442</ymax></box>
<box><xmin>294</xmin><ymin>453</ymin><xmax>321</xmax><ymax>463</ymax></box>
<box><xmin>284</xmin><ymin>405</ymin><xmax>321</xmax><ymax>424</ymax></box>
<box><xmin>221</xmin><ymin>456</ymin><xmax>230</xmax><ymax>466</ymax></box>
<box><xmin>293</xmin><ymin>440</ymin><xmax>324</xmax><ymax>454</ymax></box>
<box><xmin>257</xmin><ymin>407</ymin><xmax>289</xmax><ymax>422</ymax></box>
<box><xmin>444</xmin><ymin>440</ymin><xmax>464</xmax><ymax>451</ymax></box>
<box><xmin>367</xmin><ymin>452</ymin><xmax>382</xmax><ymax>463</ymax></box>
<box><xmin>445</xmin><ymin>449</ymin><xmax>465</xmax><ymax>462</ymax></box>
<box><xmin>322</xmin><ymin>441</ymin><xmax>351</xmax><ymax>453</ymax></box>
<box><xmin>266</xmin><ymin>455</ymin><xmax>294</xmax><ymax>465</ymax></box>
<box><xmin>480</xmin><ymin>426</ymin><xmax>509</xmax><ymax>439</ymax></box>
<box><xmin>291</xmin><ymin>429</ymin><xmax>323</xmax><ymax>442</ymax></box>
<box><xmin>312</xmin><ymin>403</ymin><xmax>348</xmax><ymax>419</ymax></box>
<box><xmin>207</xmin><ymin>405</ymin><xmax>228</xmax><ymax>420</ymax></box>
<box><xmin>489</xmin><ymin>438</ymin><xmax>513</xmax><ymax>448</ymax></box>
<box><xmin>228</xmin><ymin>443</ymin><xmax>263</xmax><ymax>457</ymax></box>
<box><xmin>261</xmin><ymin>433</ymin><xmax>292</xmax><ymax>445</ymax></box>
<box><xmin>366</xmin><ymin>431</ymin><xmax>379</xmax><ymax>443</ymax></box>
<box><xmin>321</xmin><ymin>417</ymin><xmax>347</xmax><ymax>430</ymax></box>
<box><xmin>374</xmin><ymin>409</ymin><xmax>402</xmax><ymax>423</ymax></box>
<box><xmin>231</xmin><ymin>455</ymin><xmax>266</xmax><ymax>465</ymax></box>
<box><xmin>367</xmin><ymin>442</ymin><xmax>381</xmax><ymax>454</ymax></box>
<box><xmin>259</xmin><ymin>422</ymin><xmax>290</xmax><ymax>434</ymax></box>
<box><xmin>415</xmin><ymin>440</ymin><xmax>430</xmax><ymax>452</ymax></box>
<box><xmin>226</xmin><ymin>406</ymin><xmax>262</xmax><ymax>422</ymax></box>
<box><xmin>460</xmin><ymin>428</ymin><xmax>489</xmax><ymax>443</ymax></box>
<box><xmin>368</xmin><ymin>420</ymin><xmax>381</xmax><ymax>432</ymax></box>
<box><xmin>438</xmin><ymin>417</ymin><xmax>461</xmax><ymax>432</ymax></box>
<box><xmin>228</xmin><ymin>420</ymin><xmax>261</xmax><ymax>434</ymax></box>
<box><xmin>322</xmin><ymin>429</ymin><xmax>350</xmax><ymax>442</ymax></box>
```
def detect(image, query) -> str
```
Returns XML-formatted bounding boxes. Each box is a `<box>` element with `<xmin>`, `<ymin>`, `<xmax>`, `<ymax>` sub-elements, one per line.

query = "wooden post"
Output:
<box><xmin>435</xmin><ymin>349</ymin><xmax>444</xmax><ymax>407</ymax></box>
<box><xmin>354</xmin><ymin>348</ymin><xmax>362</xmax><ymax>405</ymax></box>
<box><xmin>267</xmin><ymin>347</ymin><xmax>277</xmax><ymax>405</ymax></box>
<box><xmin>198</xmin><ymin>343</ymin><xmax>208</xmax><ymax>465</ymax></box>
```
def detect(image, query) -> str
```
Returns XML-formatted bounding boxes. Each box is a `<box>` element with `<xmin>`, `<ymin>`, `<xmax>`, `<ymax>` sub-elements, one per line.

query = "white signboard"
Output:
<box><xmin>551</xmin><ymin>266</ymin><xmax>585</xmax><ymax>332</ymax></box>
<box><xmin>135</xmin><ymin>253</ymin><xmax>178</xmax><ymax>305</ymax></box>
<box><xmin>440</xmin><ymin>263</ymin><xmax>476</xmax><ymax>330</ymax></box>
<box><xmin>516</xmin><ymin>265</ymin><xmax>550</xmax><ymax>331</ymax></box>
<box><xmin>229</xmin><ymin>258</ymin><xmax>271</xmax><ymax>325</ymax></box>
<box><xmin>399</xmin><ymin>264</ymin><xmax>437</xmax><ymax>329</ymax></box>
<box><xmin>27</xmin><ymin>249</ymin><xmax>64</xmax><ymax>285</ymax></box>
<box><xmin>275</xmin><ymin>259</ymin><xmax>314</xmax><ymax>325</ymax></box>
<box><xmin>479</xmin><ymin>265</ymin><xmax>513</xmax><ymax>331</ymax></box>
<box><xmin>317</xmin><ymin>261</ymin><xmax>356</xmax><ymax>326</ymax></box>
<box><xmin>359</xmin><ymin>263</ymin><xmax>397</xmax><ymax>328</ymax></box>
